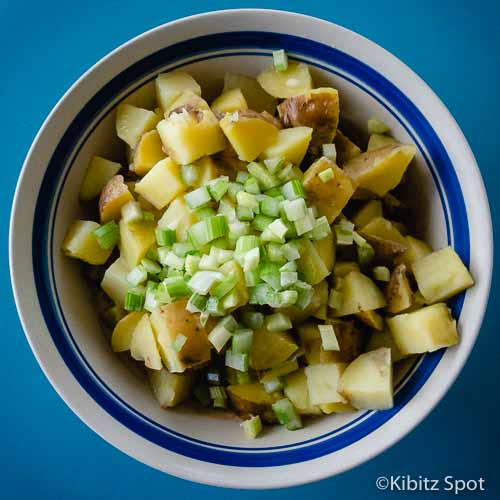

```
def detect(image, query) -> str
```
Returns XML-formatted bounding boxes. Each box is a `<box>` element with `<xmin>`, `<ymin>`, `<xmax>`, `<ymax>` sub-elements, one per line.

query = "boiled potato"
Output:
<box><xmin>223</xmin><ymin>72</ymin><xmax>277</xmax><ymax>114</ymax></box>
<box><xmin>79</xmin><ymin>156</ymin><xmax>121</xmax><ymax>201</ymax></box>
<box><xmin>332</xmin><ymin>271</ymin><xmax>386</xmax><ymax>317</ymax></box>
<box><xmin>259</xmin><ymin>127</ymin><xmax>313</xmax><ymax>166</ymax></box>
<box><xmin>260</xmin><ymin>359</ymin><xmax>299</xmax><ymax>383</ymax></box>
<box><xmin>134</xmin><ymin>158</ymin><xmax>185</xmax><ymax>210</ymax></box>
<box><xmin>151</xmin><ymin>299</ymin><xmax>211</xmax><ymax>373</ymax></box>
<box><xmin>282</xmin><ymin>280</ymin><xmax>328</xmax><ymax>324</ymax></box>
<box><xmin>99</xmin><ymin>175</ymin><xmax>134</xmax><ymax>223</ymax></box>
<box><xmin>314</xmin><ymin>232</ymin><xmax>335</xmax><ymax>273</ymax></box>
<box><xmin>319</xmin><ymin>402</ymin><xmax>355</xmax><ymax>414</ymax></box>
<box><xmin>211</xmin><ymin>88</ymin><xmax>248</xmax><ymax>114</ymax></box>
<box><xmin>284</xmin><ymin>369</ymin><xmax>322</xmax><ymax>415</ymax></box>
<box><xmin>298</xmin><ymin>239</ymin><xmax>331</xmax><ymax>285</ymax></box>
<box><xmin>249</xmin><ymin>326</ymin><xmax>298</xmax><ymax>371</ymax></box>
<box><xmin>219</xmin><ymin>111</ymin><xmax>279</xmax><ymax>161</ymax></box>
<box><xmin>278</xmin><ymin>88</ymin><xmax>339</xmax><ymax>153</ymax></box>
<box><xmin>228</xmin><ymin>383</ymin><xmax>281</xmax><ymax>422</ymax></box>
<box><xmin>302</xmin><ymin>157</ymin><xmax>356</xmax><ymax>223</ymax></box>
<box><xmin>334</xmin><ymin>261</ymin><xmax>360</xmax><ymax>277</ymax></box>
<box><xmin>116</xmin><ymin>103</ymin><xmax>160</xmax><ymax>148</ymax></box>
<box><xmin>352</xmin><ymin>200</ymin><xmax>383</xmax><ymax>229</ymax></box>
<box><xmin>395</xmin><ymin>235</ymin><xmax>432</xmax><ymax>266</ymax></box>
<box><xmin>343</xmin><ymin>144</ymin><xmax>416</xmax><ymax>196</ymax></box>
<box><xmin>366</xmin><ymin>329</ymin><xmax>404</xmax><ymax>363</ymax></box>
<box><xmin>167</xmin><ymin>91</ymin><xmax>210</xmax><ymax>115</ymax></box>
<box><xmin>157</xmin><ymin>195</ymin><xmax>197</xmax><ymax>241</ymax></box>
<box><xmin>155</xmin><ymin>71</ymin><xmax>201</xmax><ymax>113</ymax></box>
<box><xmin>386</xmin><ymin>263</ymin><xmax>413</xmax><ymax>313</ymax></box>
<box><xmin>257</xmin><ymin>62</ymin><xmax>313</xmax><ymax>98</ymax></box>
<box><xmin>100</xmin><ymin>258</ymin><xmax>129</xmax><ymax>307</ymax></box>
<box><xmin>355</xmin><ymin>310</ymin><xmax>384</xmax><ymax>330</ymax></box>
<box><xmin>366</xmin><ymin>133</ymin><xmax>398</xmax><ymax>151</ymax></box>
<box><xmin>305</xmin><ymin>363</ymin><xmax>347</xmax><ymax>405</ymax></box>
<box><xmin>130</xmin><ymin>314</ymin><xmax>163</xmax><ymax>370</ymax></box>
<box><xmin>149</xmin><ymin>368</ymin><xmax>193</xmax><ymax>408</ymax></box>
<box><xmin>132</xmin><ymin>130</ymin><xmax>166</xmax><ymax>176</ymax></box>
<box><xmin>157</xmin><ymin>109</ymin><xmax>226</xmax><ymax>165</ymax></box>
<box><xmin>62</xmin><ymin>220</ymin><xmax>112</xmax><ymax>265</ymax></box>
<box><xmin>359</xmin><ymin>217</ymin><xmax>408</xmax><ymax>261</ymax></box>
<box><xmin>338</xmin><ymin>347</ymin><xmax>393</xmax><ymax>409</ymax></box>
<box><xmin>119</xmin><ymin>218</ymin><xmax>156</xmax><ymax>269</ymax></box>
<box><xmin>411</xmin><ymin>247</ymin><xmax>474</xmax><ymax>303</ymax></box>
<box><xmin>387</xmin><ymin>303</ymin><xmax>458</xmax><ymax>355</ymax></box>
<box><xmin>334</xmin><ymin>130</ymin><xmax>362</xmax><ymax>166</ymax></box>
<box><xmin>111</xmin><ymin>311</ymin><xmax>145</xmax><ymax>352</ymax></box>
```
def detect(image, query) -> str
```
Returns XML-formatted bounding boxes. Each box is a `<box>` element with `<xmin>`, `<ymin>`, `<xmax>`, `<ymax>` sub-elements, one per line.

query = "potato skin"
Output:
<box><xmin>385</xmin><ymin>264</ymin><xmax>413</xmax><ymax>313</ymax></box>
<box><xmin>98</xmin><ymin>174</ymin><xmax>133</xmax><ymax>222</ymax></box>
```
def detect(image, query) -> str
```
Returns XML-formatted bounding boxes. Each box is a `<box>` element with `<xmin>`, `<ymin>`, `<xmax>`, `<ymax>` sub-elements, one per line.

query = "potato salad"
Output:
<box><xmin>62</xmin><ymin>50</ymin><xmax>474</xmax><ymax>438</ymax></box>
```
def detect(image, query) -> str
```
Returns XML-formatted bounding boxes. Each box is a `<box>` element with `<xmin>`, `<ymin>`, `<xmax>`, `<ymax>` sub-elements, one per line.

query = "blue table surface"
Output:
<box><xmin>2</xmin><ymin>1</ymin><xmax>498</xmax><ymax>498</ymax></box>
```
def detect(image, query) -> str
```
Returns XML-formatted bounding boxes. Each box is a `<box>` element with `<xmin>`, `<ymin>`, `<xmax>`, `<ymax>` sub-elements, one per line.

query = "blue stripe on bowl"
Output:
<box><xmin>32</xmin><ymin>31</ymin><xmax>468</xmax><ymax>466</ymax></box>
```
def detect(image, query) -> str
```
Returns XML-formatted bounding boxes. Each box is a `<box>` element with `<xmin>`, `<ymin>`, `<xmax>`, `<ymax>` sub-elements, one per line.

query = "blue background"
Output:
<box><xmin>2</xmin><ymin>0</ymin><xmax>498</xmax><ymax>498</ymax></box>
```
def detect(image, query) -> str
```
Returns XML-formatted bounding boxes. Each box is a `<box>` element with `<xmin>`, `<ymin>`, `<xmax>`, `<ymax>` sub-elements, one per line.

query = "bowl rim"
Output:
<box><xmin>9</xmin><ymin>8</ymin><xmax>493</xmax><ymax>489</ymax></box>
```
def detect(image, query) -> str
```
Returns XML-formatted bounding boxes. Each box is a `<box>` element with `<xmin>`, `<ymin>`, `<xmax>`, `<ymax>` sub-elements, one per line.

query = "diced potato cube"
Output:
<box><xmin>334</xmin><ymin>261</ymin><xmax>360</xmax><ymax>277</ymax></box>
<box><xmin>132</xmin><ymin>130</ymin><xmax>166</xmax><ymax>176</ymax></box>
<box><xmin>151</xmin><ymin>299</ymin><xmax>211</xmax><ymax>373</ymax></box>
<box><xmin>227</xmin><ymin>383</ymin><xmax>281</xmax><ymax>422</ymax></box>
<box><xmin>314</xmin><ymin>232</ymin><xmax>335</xmax><ymax>273</ymax></box>
<box><xmin>166</xmin><ymin>91</ymin><xmax>210</xmax><ymax>115</ymax></box>
<box><xmin>249</xmin><ymin>326</ymin><xmax>298</xmax><ymax>371</ymax></box>
<box><xmin>134</xmin><ymin>158</ymin><xmax>185</xmax><ymax>209</ymax></box>
<box><xmin>157</xmin><ymin>195</ymin><xmax>197</xmax><ymax>241</ymax></box>
<box><xmin>298</xmin><ymin>239</ymin><xmax>331</xmax><ymax>285</ymax></box>
<box><xmin>119</xmin><ymin>218</ymin><xmax>155</xmax><ymax>269</ymax></box>
<box><xmin>101</xmin><ymin>258</ymin><xmax>129</xmax><ymax>307</ymax></box>
<box><xmin>219</xmin><ymin>111</ymin><xmax>279</xmax><ymax>161</ymax></box>
<box><xmin>116</xmin><ymin>103</ymin><xmax>160</xmax><ymax>148</ymax></box>
<box><xmin>99</xmin><ymin>175</ymin><xmax>134</xmax><ymax>223</ymax></box>
<box><xmin>387</xmin><ymin>303</ymin><xmax>458</xmax><ymax>355</ymax></box>
<box><xmin>319</xmin><ymin>402</ymin><xmax>355</xmax><ymax>414</ymax></box>
<box><xmin>111</xmin><ymin>311</ymin><xmax>145</xmax><ymax>352</ymax></box>
<box><xmin>355</xmin><ymin>310</ymin><xmax>384</xmax><ymax>330</ymax></box>
<box><xmin>334</xmin><ymin>130</ymin><xmax>361</xmax><ymax>166</ymax></box>
<box><xmin>211</xmin><ymin>88</ymin><xmax>248</xmax><ymax>113</ymax></box>
<box><xmin>223</xmin><ymin>72</ymin><xmax>277</xmax><ymax>114</ymax></box>
<box><xmin>284</xmin><ymin>369</ymin><xmax>321</xmax><ymax>415</ymax></box>
<box><xmin>257</xmin><ymin>62</ymin><xmax>313</xmax><ymax>98</ymax></box>
<box><xmin>366</xmin><ymin>133</ymin><xmax>398</xmax><ymax>151</ymax></box>
<box><xmin>338</xmin><ymin>348</ymin><xmax>393</xmax><ymax>409</ymax></box>
<box><xmin>155</xmin><ymin>71</ymin><xmax>201</xmax><ymax>113</ymax></box>
<box><xmin>396</xmin><ymin>235</ymin><xmax>432</xmax><ymax>266</ymax></box>
<box><xmin>366</xmin><ymin>330</ymin><xmax>404</xmax><ymax>363</ymax></box>
<box><xmin>260</xmin><ymin>126</ymin><xmax>313</xmax><ymax>166</ymax></box>
<box><xmin>359</xmin><ymin>217</ymin><xmax>408</xmax><ymax>261</ymax></box>
<box><xmin>332</xmin><ymin>271</ymin><xmax>386</xmax><ymax>317</ymax></box>
<box><xmin>157</xmin><ymin>108</ymin><xmax>225</xmax><ymax>164</ymax></box>
<box><xmin>343</xmin><ymin>144</ymin><xmax>416</xmax><ymax>196</ymax></box>
<box><xmin>149</xmin><ymin>368</ymin><xmax>193</xmax><ymax>408</ymax></box>
<box><xmin>303</xmin><ymin>157</ymin><xmax>356</xmax><ymax>223</ymax></box>
<box><xmin>352</xmin><ymin>200</ymin><xmax>383</xmax><ymax>229</ymax></box>
<box><xmin>79</xmin><ymin>156</ymin><xmax>121</xmax><ymax>201</ymax></box>
<box><xmin>130</xmin><ymin>314</ymin><xmax>163</xmax><ymax>370</ymax></box>
<box><xmin>62</xmin><ymin>220</ymin><xmax>112</xmax><ymax>265</ymax></box>
<box><xmin>304</xmin><ymin>363</ymin><xmax>347</xmax><ymax>405</ymax></box>
<box><xmin>385</xmin><ymin>263</ymin><xmax>413</xmax><ymax>313</ymax></box>
<box><xmin>411</xmin><ymin>247</ymin><xmax>474</xmax><ymax>303</ymax></box>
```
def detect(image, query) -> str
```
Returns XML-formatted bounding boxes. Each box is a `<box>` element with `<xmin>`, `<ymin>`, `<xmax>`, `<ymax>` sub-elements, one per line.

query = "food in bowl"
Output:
<box><xmin>61</xmin><ymin>51</ymin><xmax>474</xmax><ymax>438</ymax></box>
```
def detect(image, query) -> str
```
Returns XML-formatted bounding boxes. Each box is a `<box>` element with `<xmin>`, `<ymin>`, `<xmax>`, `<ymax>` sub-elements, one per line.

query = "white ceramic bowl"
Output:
<box><xmin>10</xmin><ymin>9</ymin><xmax>492</xmax><ymax>489</ymax></box>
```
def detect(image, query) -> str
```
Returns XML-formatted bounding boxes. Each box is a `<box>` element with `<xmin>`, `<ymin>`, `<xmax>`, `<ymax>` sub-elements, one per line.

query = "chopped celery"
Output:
<box><xmin>322</xmin><ymin>144</ymin><xmax>337</xmax><ymax>162</ymax></box>
<box><xmin>184</xmin><ymin>186</ymin><xmax>211</xmax><ymax>209</ymax></box>
<box><xmin>247</xmin><ymin>162</ymin><xmax>280</xmax><ymax>189</ymax></box>
<box><xmin>225</xmin><ymin>349</ymin><xmax>249</xmax><ymax>372</ymax></box>
<box><xmin>188</xmin><ymin>271</ymin><xmax>224</xmax><ymax>294</ymax></box>
<box><xmin>241</xmin><ymin>415</ymin><xmax>262</xmax><ymax>438</ymax></box>
<box><xmin>318</xmin><ymin>324</ymin><xmax>340</xmax><ymax>351</ymax></box>
<box><xmin>373</xmin><ymin>266</ymin><xmax>391</xmax><ymax>282</ymax></box>
<box><xmin>266</xmin><ymin>312</ymin><xmax>292</xmax><ymax>331</ymax></box>
<box><xmin>244</xmin><ymin>176</ymin><xmax>261</xmax><ymax>194</ymax></box>
<box><xmin>156</xmin><ymin>227</ymin><xmax>176</xmax><ymax>247</ymax></box>
<box><xmin>273</xmin><ymin>49</ymin><xmax>288</xmax><ymax>72</ymax></box>
<box><xmin>232</xmin><ymin>328</ymin><xmax>254</xmax><ymax>353</ymax></box>
<box><xmin>263</xmin><ymin>378</ymin><xmax>283</xmax><ymax>393</ymax></box>
<box><xmin>272</xmin><ymin>398</ymin><xmax>302</xmax><ymax>430</ymax></box>
<box><xmin>281</xmin><ymin>179</ymin><xmax>305</xmax><ymax>200</ymax></box>
<box><xmin>208</xmin><ymin>177</ymin><xmax>229</xmax><ymax>201</ymax></box>
<box><xmin>93</xmin><ymin>221</ymin><xmax>119</xmax><ymax>250</ymax></box>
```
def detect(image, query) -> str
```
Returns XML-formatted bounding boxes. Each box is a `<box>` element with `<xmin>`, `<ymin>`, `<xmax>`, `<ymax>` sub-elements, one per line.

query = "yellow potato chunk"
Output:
<box><xmin>62</xmin><ymin>220</ymin><xmax>112</xmax><ymax>265</ymax></box>
<box><xmin>211</xmin><ymin>88</ymin><xmax>248</xmax><ymax>113</ymax></box>
<box><xmin>219</xmin><ymin>111</ymin><xmax>279</xmax><ymax>161</ymax></box>
<box><xmin>99</xmin><ymin>175</ymin><xmax>134</xmax><ymax>223</ymax></box>
<box><xmin>352</xmin><ymin>200</ymin><xmax>383</xmax><ymax>229</ymax></box>
<box><xmin>338</xmin><ymin>348</ymin><xmax>393</xmax><ymax>410</ymax></box>
<box><xmin>223</xmin><ymin>72</ymin><xmax>277</xmax><ymax>114</ymax></box>
<box><xmin>155</xmin><ymin>71</ymin><xmax>201</xmax><ymax>113</ymax></box>
<box><xmin>298</xmin><ymin>239</ymin><xmax>331</xmax><ymax>285</ymax></box>
<box><xmin>111</xmin><ymin>311</ymin><xmax>145</xmax><ymax>352</ymax></box>
<box><xmin>227</xmin><ymin>383</ymin><xmax>281</xmax><ymax>421</ymax></box>
<box><xmin>314</xmin><ymin>231</ymin><xmax>335</xmax><ymax>273</ymax></box>
<box><xmin>334</xmin><ymin>261</ymin><xmax>360</xmax><ymax>277</ymax></box>
<box><xmin>303</xmin><ymin>156</ymin><xmax>356</xmax><ymax>223</ymax></box>
<box><xmin>305</xmin><ymin>363</ymin><xmax>347</xmax><ymax>406</ymax></box>
<box><xmin>343</xmin><ymin>144</ymin><xmax>416</xmax><ymax>196</ymax></box>
<box><xmin>366</xmin><ymin>133</ymin><xmax>398</xmax><ymax>151</ymax></box>
<box><xmin>355</xmin><ymin>310</ymin><xmax>384</xmax><ymax>330</ymax></box>
<box><xmin>149</xmin><ymin>368</ymin><xmax>193</xmax><ymax>408</ymax></box>
<box><xmin>411</xmin><ymin>247</ymin><xmax>474</xmax><ymax>303</ymax></box>
<box><xmin>249</xmin><ymin>326</ymin><xmax>298</xmax><ymax>371</ymax></box>
<box><xmin>334</xmin><ymin>130</ymin><xmax>362</xmax><ymax>166</ymax></box>
<box><xmin>134</xmin><ymin>158</ymin><xmax>185</xmax><ymax>210</ymax></box>
<box><xmin>119</xmin><ymin>218</ymin><xmax>155</xmax><ymax>269</ymax></box>
<box><xmin>260</xmin><ymin>126</ymin><xmax>313</xmax><ymax>165</ymax></box>
<box><xmin>284</xmin><ymin>369</ymin><xmax>321</xmax><ymax>415</ymax></box>
<box><xmin>359</xmin><ymin>217</ymin><xmax>408</xmax><ymax>261</ymax></box>
<box><xmin>257</xmin><ymin>62</ymin><xmax>313</xmax><ymax>98</ymax></box>
<box><xmin>79</xmin><ymin>156</ymin><xmax>122</xmax><ymax>201</ymax></box>
<box><xmin>116</xmin><ymin>103</ymin><xmax>160</xmax><ymax>148</ymax></box>
<box><xmin>395</xmin><ymin>235</ymin><xmax>432</xmax><ymax>266</ymax></box>
<box><xmin>157</xmin><ymin>195</ymin><xmax>197</xmax><ymax>242</ymax></box>
<box><xmin>319</xmin><ymin>402</ymin><xmax>356</xmax><ymax>414</ymax></box>
<box><xmin>157</xmin><ymin>109</ymin><xmax>226</xmax><ymax>165</ymax></box>
<box><xmin>130</xmin><ymin>314</ymin><xmax>162</xmax><ymax>370</ymax></box>
<box><xmin>166</xmin><ymin>91</ymin><xmax>210</xmax><ymax>115</ymax></box>
<box><xmin>132</xmin><ymin>130</ymin><xmax>166</xmax><ymax>176</ymax></box>
<box><xmin>101</xmin><ymin>258</ymin><xmax>129</xmax><ymax>307</ymax></box>
<box><xmin>387</xmin><ymin>303</ymin><xmax>458</xmax><ymax>355</ymax></box>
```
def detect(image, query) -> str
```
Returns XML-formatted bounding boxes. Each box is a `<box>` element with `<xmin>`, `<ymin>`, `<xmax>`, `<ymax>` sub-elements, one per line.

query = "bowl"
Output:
<box><xmin>9</xmin><ymin>9</ymin><xmax>493</xmax><ymax>489</ymax></box>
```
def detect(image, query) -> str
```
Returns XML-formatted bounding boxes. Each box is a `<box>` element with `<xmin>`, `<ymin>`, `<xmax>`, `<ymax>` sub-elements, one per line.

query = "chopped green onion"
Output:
<box><xmin>272</xmin><ymin>398</ymin><xmax>302</xmax><ymax>430</ymax></box>
<box><xmin>127</xmin><ymin>265</ymin><xmax>148</xmax><ymax>286</ymax></box>
<box><xmin>281</xmin><ymin>179</ymin><xmax>305</xmax><ymax>200</ymax></box>
<box><xmin>244</xmin><ymin>247</ymin><xmax>260</xmax><ymax>272</ymax></box>
<box><xmin>280</xmin><ymin>271</ymin><xmax>298</xmax><ymax>288</ymax></box>
<box><xmin>318</xmin><ymin>324</ymin><xmax>340</xmax><ymax>351</ymax></box>
<box><xmin>93</xmin><ymin>221</ymin><xmax>119</xmax><ymax>250</ymax></box>
<box><xmin>282</xmin><ymin>198</ymin><xmax>307</xmax><ymax>221</ymax></box>
<box><xmin>273</xmin><ymin>49</ymin><xmax>288</xmax><ymax>72</ymax></box>
<box><xmin>172</xmin><ymin>333</ymin><xmax>187</xmax><ymax>352</ymax></box>
<box><xmin>236</xmin><ymin>171</ymin><xmax>249</xmax><ymax>183</ymax></box>
<box><xmin>188</xmin><ymin>215</ymin><xmax>228</xmax><ymax>248</ymax></box>
<box><xmin>244</xmin><ymin>176</ymin><xmax>260</xmax><ymax>195</ymax></box>
<box><xmin>252</xmin><ymin>214</ymin><xmax>275</xmax><ymax>232</ymax></box>
<box><xmin>294</xmin><ymin>212</ymin><xmax>315</xmax><ymax>236</ymax></box>
<box><xmin>156</xmin><ymin>227</ymin><xmax>176</xmax><ymax>247</ymax></box>
<box><xmin>184</xmin><ymin>186</ymin><xmax>211</xmax><ymax>209</ymax></box>
<box><xmin>188</xmin><ymin>270</ymin><xmax>224</xmax><ymax>295</ymax></box>
<box><xmin>124</xmin><ymin>287</ymin><xmax>146</xmax><ymax>311</ymax></box>
<box><xmin>263</xmin><ymin>157</ymin><xmax>285</xmax><ymax>174</ymax></box>
<box><xmin>266</xmin><ymin>312</ymin><xmax>292</xmax><ymax>331</ymax></box>
<box><xmin>247</xmin><ymin>162</ymin><xmax>280</xmax><ymax>189</ymax></box>
<box><xmin>141</xmin><ymin>258</ymin><xmax>161</xmax><ymax>274</ymax></box>
<box><xmin>241</xmin><ymin>415</ymin><xmax>262</xmax><ymax>438</ymax></box>
<box><xmin>318</xmin><ymin>166</ymin><xmax>335</xmax><ymax>183</ymax></box>
<box><xmin>209</xmin><ymin>386</ymin><xmax>227</xmax><ymax>400</ymax></box>
<box><xmin>181</xmin><ymin>164</ymin><xmax>200</xmax><ymax>186</ymax></box>
<box><xmin>206</xmin><ymin>368</ymin><xmax>223</xmax><ymax>385</ymax></box>
<box><xmin>263</xmin><ymin>378</ymin><xmax>283</xmax><ymax>393</ymax></box>
<box><xmin>328</xmin><ymin>289</ymin><xmax>343</xmax><ymax>310</ymax></box>
<box><xmin>208</xmin><ymin>177</ymin><xmax>229</xmax><ymax>201</ymax></box>
<box><xmin>242</xmin><ymin>311</ymin><xmax>264</xmax><ymax>330</ymax></box>
<box><xmin>373</xmin><ymin>266</ymin><xmax>391</xmax><ymax>282</ymax></box>
<box><xmin>278</xmin><ymin>289</ymin><xmax>298</xmax><ymax>306</ymax></box>
<box><xmin>163</xmin><ymin>276</ymin><xmax>190</xmax><ymax>298</ymax></box>
<box><xmin>225</xmin><ymin>349</ymin><xmax>249</xmax><ymax>372</ymax></box>
<box><xmin>211</xmin><ymin>274</ymin><xmax>239</xmax><ymax>298</ymax></box>
<box><xmin>322</xmin><ymin>144</ymin><xmax>337</xmax><ymax>162</ymax></box>
<box><xmin>121</xmin><ymin>201</ymin><xmax>143</xmax><ymax>225</ymax></box>
<box><xmin>186</xmin><ymin>293</ymin><xmax>207</xmax><ymax>313</ymax></box>
<box><xmin>368</xmin><ymin>118</ymin><xmax>390</xmax><ymax>134</ymax></box>
<box><xmin>232</xmin><ymin>328</ymin><xmax>253</xmax><ymax>354</ymax></box>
